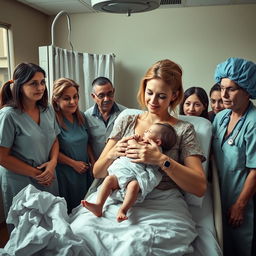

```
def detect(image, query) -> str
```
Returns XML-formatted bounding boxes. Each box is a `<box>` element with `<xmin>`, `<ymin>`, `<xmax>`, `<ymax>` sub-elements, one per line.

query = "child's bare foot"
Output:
<box><xmin>81</xmin><ymin>200</ymin><xmax>103</xmax><ymax>217</ymax></box>
<box><xmin>117</xmin><ymin>209</ymin><xmax>128</xmax><ymax>222</ymax></box>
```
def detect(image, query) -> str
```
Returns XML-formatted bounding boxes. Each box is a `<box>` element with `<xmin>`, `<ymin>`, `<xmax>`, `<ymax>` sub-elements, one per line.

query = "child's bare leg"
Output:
<box><xmin>81</xmin><ymin>175</ymin><xmax>119</xmax><ymax>217</ymax></box>
<box><xmin>117</xmin><ymin>180</ymin><xmax>140</xmax><ymax>222</ymax></box>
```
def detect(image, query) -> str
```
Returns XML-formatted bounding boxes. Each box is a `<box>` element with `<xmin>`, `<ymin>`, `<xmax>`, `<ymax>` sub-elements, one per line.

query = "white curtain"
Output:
<box><xmin>39</xmin><ymin>45</ymin><xmax>115</xmax><ymax>111</ymax></box>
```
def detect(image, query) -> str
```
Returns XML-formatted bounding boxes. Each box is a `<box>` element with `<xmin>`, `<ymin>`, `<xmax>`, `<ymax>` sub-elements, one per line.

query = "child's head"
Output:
<box><xmin>143</xmin><ymin>123</ymin><xmax>177</xmax><ymax>151</ymax></box>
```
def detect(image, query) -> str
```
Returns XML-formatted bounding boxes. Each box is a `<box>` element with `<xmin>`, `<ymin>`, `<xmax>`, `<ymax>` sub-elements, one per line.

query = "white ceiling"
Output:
<box><xmin>16</xmin><ymin>0</ymin><xmax>256</xmax><ymax>15</ymax></box>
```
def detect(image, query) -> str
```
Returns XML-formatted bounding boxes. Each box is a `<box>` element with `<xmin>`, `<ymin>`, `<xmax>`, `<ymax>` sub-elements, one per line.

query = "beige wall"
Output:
<box><xmin>54</xmin><ymin>4</ymin><xmax>256</xmax><ymax>108</ymax></box>
<box><xmin>0</xmin><ymin>0</ymin><xmax>50</xmax><ymax>67</ymax></box>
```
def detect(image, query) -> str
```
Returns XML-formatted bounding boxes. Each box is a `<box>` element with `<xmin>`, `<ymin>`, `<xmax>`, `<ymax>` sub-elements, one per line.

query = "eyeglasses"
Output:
<box><xmin>93</xmin><ymin>91</ymin><xmax>114</xmax><ymax>99</ymax></box>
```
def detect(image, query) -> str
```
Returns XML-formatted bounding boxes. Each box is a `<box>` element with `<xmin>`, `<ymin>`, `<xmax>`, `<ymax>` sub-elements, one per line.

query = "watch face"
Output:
<box><xmin>164</xmin><ymin>160</ymin><xmax>171</xmax><ymax>168</ymax></box>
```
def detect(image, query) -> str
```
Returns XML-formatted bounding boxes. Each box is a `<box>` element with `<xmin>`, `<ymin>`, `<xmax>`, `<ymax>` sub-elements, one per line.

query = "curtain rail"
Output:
<box><xmin>51</xmin><ymin>10</ymin><xmax>74</xmax><ymax>51</ymax></box>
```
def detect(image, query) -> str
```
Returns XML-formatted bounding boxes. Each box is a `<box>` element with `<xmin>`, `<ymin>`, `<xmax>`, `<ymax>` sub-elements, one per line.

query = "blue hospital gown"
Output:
<box><xmin>56</xmin><ymin>115</ymin><xmax>93</xmax><ymax>213</ymax></box>
<box><xmin>0</xmin><ymin>105</ymin><xmax>60</xmax><ymax>219</ymax></box>
<box><xmin>212</xmin><ymin>102</ymin><xmax>256</xmax><ymax>256</ymax></box>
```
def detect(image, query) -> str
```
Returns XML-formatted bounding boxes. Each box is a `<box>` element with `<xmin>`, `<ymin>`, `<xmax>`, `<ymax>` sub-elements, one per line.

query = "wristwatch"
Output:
<box><xmin>162</xmin><ymin>158</ymin><xmax>171</xmax><ymax>169</ymax></box>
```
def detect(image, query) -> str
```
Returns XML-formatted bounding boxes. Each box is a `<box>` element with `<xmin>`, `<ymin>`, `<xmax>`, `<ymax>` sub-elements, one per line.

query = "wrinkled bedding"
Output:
<box><xmin>0</xmin><ymin>184</ymin><xmax>200</xmax><ymax>256</ymax></box>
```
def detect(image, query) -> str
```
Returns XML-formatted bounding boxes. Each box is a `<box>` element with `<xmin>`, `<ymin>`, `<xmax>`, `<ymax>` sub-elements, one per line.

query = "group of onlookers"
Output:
<box><xmin>179</xmin><ymin>58</ymin><xmax>256</xmax><ymax>256</ymax></box>
<box><xmin>0</xmin><ymin>57</ymin><xmax>255</xmax><ymax>256</ymax></box>
<box><xmin>0</xmin><ymin>65</ymin><xmax>125</xmax><ymax>225</ymax></box>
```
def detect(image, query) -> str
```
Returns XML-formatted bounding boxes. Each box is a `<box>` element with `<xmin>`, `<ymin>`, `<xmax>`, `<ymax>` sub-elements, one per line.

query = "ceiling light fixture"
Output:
<box><xmin>91</xmin><ymin>0</ymin><xmax>160</xmax><ymax>16</ymax></box>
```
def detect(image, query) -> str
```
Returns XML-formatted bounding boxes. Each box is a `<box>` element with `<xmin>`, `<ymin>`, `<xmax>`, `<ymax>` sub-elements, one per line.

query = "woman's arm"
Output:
<box><xmin>93</xmin><ymin>136</ymin><xmax>134</xmax><ymax>178</ymax></box>
<box><xmin>159</xmin><ymin>154</ymin><xmax>206</xmax><ymax>197</ymax></box>
<box><xmin>228</xmin><ymin>169</ymin><xmax>256</xmax><ymax>227</ymax></box>
<box><xmin>49</xmin><ymin>138</ymin><xmax>59</xmax><ymax>166</ymax></box>
<box><xmin>87</xmin><ymin>144</ymin><xmax>96</xmax><ymax>168</ymax></box>
<box><xmin>127</xmin><ymin>139</ymin><xmax>207</xmax><ymax>197</ymax></box>
<box><xmin>0</xmin><ymin>146</ymin><xmax>43</xmax><ymax>178</ymax></box>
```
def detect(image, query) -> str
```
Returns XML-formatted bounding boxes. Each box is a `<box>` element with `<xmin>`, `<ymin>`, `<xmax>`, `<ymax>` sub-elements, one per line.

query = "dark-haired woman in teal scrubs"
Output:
<box><xmin>213</xmin><ymin>58</ymin><xmax>256</xmax><ymax>256</ymax></box>
<box><xmin>0</xmin><ymin>63</ymin><xmax>60</xmax><ymax>233</ymax></box>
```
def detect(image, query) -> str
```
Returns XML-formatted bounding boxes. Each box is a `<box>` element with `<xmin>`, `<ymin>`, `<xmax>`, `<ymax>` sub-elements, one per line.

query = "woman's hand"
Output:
<box><xmin>228</xmin><ymin>202</ymin><xmax>245</xmax><ymax>228</ymax></box>
<box><xmin>35</xmin><ymin>160</ymin><xmax>56</xmax><ymax>186</ymax></box>
<box><xmin>126</xmin><ymin>139</ymin><xmax>162</xmax><ymax>165</ymax></box>
<box><xmin>72</xmin><ymin>160</ymin><xmax>90</xmax><ymax>174</ymax></box>
<box><xmin>107</xmin><ymin>136</ymin><xmax>134</xmax><ymax>160</ymax></box>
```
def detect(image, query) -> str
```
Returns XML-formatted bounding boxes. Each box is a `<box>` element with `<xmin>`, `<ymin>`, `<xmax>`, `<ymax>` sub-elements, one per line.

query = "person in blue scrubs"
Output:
<box><xmin>52</xmin><ymin>78</ymin><xmax>94</xmax><ymax>213</ymax></box>
<box><xmin>212</xmin><ymin>58</ymin><xmax>256</xmax><ymax>256</ymax></box>
<box><xmin>0</xmin><ymin>63</ymin><xmax>60</xmax><ymax>232</ymax></box>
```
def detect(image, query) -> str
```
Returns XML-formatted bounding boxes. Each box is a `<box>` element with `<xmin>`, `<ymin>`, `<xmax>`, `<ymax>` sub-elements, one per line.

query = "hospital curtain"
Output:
<box><xmin>39</xmin><ymin>45</ymin><xmax>115</xmax><ymax>111</ymax></box>
<box><xmin>83</xmin><ymin>53</ymin><xmax>115</xmax><ymax>109</ymax></box>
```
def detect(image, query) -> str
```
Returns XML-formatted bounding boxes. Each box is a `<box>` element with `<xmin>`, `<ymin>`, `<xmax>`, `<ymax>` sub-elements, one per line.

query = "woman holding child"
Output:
<box><xmin>73</xmin><ymin>59</ymin><xmax>207</xmax><ymax>255</ymax></box>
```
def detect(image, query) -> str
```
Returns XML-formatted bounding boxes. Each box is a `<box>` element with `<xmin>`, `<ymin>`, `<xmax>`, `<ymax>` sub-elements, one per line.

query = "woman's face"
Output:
<box><xmin>57</xmin><ymin>86</ymin><xmax>79</xmax><ymax>115</ymax></box>
<box><xmin>22</xmin><ymin>72</ymin><xmax>46</xmax><ymax>104</ymax></box>
<box><xmin>220</xmin><ymin>78</ymin><xmax>249</xmax><ymax>111</ymax></box>
<box><xmin>183</xmin><ymin>94</ymin><xmax>205</xmax><ymax>117</ymax></box>
<box><xmin>210</xmin><ymin>90</ymin><xmax>224</xmax><ymax>114</ymax></box>
<box><xmin>144</xmin><ymin>79</ymin><xmax>177</xmax><ymax>115</ymax></box>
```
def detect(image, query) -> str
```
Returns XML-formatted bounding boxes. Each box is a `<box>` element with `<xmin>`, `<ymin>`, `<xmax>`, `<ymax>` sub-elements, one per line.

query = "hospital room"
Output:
<box><xmin>0</xmin><ymin>0</ymin><xmax>256</xmax><ymax>255</ymax></box>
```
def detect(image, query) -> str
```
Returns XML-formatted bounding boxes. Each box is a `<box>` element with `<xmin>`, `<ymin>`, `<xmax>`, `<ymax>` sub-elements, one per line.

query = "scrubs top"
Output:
<box><xmin>212</xmin><ymin>102</ymin><xmax>256</xmax><ymax>256</ymax></box>
<box><xmin>84</xmin><ymin>103</ymin><xmax>126</xmax><ymax>159</ymax></box>
<box><xmin>56</xmin><ymin>114</ymin><xmax>93</xmax><ymax>213</ymax></box>
<box><xmin>0</xmin><ymin>105</ymin><xmax>60</xmax><ymax>218</ymax></box>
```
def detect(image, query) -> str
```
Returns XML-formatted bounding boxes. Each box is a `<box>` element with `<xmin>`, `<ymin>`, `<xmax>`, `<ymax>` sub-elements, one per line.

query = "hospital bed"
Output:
<box><xmin>0</xmin><ymin>109</ymin><xmax>223</xmax><ymax>256</ymax></box>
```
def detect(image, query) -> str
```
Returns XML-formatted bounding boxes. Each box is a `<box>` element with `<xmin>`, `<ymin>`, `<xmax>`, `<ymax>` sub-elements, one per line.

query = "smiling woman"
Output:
<box><xmin>179</xmin><ymin>86</ymin><xmax>209</xmax><ymax>119</ymax></box>
<box><xmin>52</xmin><ymin>78</ymin><xmax>95</xmax><ymax>214</ymax></box>
<box><xmin>0</xmin><ymin>62</ymin><xmax>60</xmax><ymax>232</ymax></box>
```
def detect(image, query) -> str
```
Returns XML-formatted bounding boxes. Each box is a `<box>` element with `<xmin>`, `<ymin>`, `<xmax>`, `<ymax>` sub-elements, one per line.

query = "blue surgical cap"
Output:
<box><xmin>214</xmin><ymin>57</ymin><xmax>256</xmax><ymax>99</ymax></box>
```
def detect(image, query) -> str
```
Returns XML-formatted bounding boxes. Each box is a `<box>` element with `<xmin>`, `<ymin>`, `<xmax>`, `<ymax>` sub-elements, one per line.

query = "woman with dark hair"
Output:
<box><xmin>180</xmin><ymin>87</ymin><xmax>209</xmax><ymax>119</ymax></box>
<box><xmin>0</xmin><ymin>62</ymin><xmax>60</xmax><ymax>230</ymax></box>
<box><xmin>52</xmin><ymin>78</ymin><xmax>94</xmax><ymax>213</ymax></box>
<box><xmin>208</xmin><ymin>83</ymin><xmax>224</xmax><ymax>122</ymax></box>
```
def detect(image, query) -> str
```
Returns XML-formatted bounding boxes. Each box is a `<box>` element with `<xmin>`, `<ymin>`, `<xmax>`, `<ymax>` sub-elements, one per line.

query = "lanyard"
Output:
<box><xmin>219</xmin><ymin>103</ymin><xmax>251</xmax><ymax>146</ymax></box>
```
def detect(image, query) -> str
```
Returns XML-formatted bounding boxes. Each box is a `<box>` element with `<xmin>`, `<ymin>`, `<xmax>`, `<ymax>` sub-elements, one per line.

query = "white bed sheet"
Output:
<box><xmin>189</xmin><ymin>184</ymin><xmax>223</xmax><ymax>256</ymax></box>
<box><xmin>0</xmin><ymin>182</ymin><xmax>222</xmax><ymax>256</ymax></box>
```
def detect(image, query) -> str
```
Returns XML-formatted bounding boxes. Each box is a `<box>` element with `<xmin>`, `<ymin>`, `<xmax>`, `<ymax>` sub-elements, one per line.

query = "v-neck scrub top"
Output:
<box><xmin>0</xmin><ymin>105</ymin><xmax>60</xmax><ymax>218</ymax></box>
<box><xmin>56</xmin><ymin>115</ymin><xmax>93</xmax><ymax>213</ymax></box>
<box><xmin>212</xmin><ymin>102</ymin><xmax>256</xmax><ymax>256</ymax></box>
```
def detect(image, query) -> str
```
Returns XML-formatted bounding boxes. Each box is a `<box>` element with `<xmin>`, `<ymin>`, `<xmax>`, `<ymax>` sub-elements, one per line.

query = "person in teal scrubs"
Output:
<box><xmin>0</xmin><ymin>63</ymin><xmax>60</xmax><ymax>231</ymax></box>
<box><xmin>212</xmin><ymin>58</ymin><xmax>256</xmax><ymax>256</ymax></box>
<box><xmin>52</xmin><ymin>78</ymin><xmax>94</xmax><ymax>213</ymax></box>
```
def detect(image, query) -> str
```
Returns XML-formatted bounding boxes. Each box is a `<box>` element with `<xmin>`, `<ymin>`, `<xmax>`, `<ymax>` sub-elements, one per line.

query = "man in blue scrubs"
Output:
<box><xmin>84</xmin><ymin>77</ymin><xmax>126</xmax><ymax>160</ymax></box>
<box><xmin>212</xmin><ymin>58</ymin><xmax>256</xmax><ymax>256</ymax></box>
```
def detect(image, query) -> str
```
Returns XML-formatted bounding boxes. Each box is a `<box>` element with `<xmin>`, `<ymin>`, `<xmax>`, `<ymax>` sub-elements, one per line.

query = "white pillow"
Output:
<box><xmin>178</xmin><ymin>115</ymin><xmax>212</xmax><ymax>207</ymax></box>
